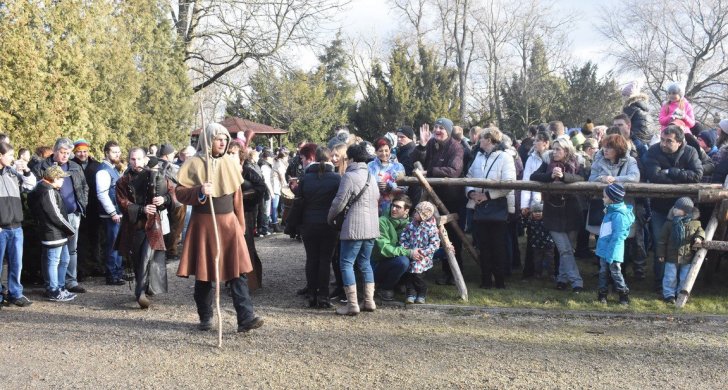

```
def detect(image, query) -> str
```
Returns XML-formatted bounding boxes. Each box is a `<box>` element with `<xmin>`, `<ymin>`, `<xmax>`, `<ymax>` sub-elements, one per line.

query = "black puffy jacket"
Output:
<box><xmin>299</xmin><ymin>163</ymin><xmax>341</xmax><ymax>225</ymax></box>
<box><xmin>27</xmin><ymin>180</ymin><xmax>76</xmax><ymax>247</ymax></box>
<box><xmin>623</xmin><ymin>94</ymin><xmax>652</xmax><ymax>144</ymax></box>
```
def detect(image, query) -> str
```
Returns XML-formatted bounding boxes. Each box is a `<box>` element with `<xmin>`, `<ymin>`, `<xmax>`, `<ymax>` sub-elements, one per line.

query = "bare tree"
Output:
<box><xmin>391</xmin><ymin>0</ymin><xmax>431</xmax><ymax>43</ymax></box>
<box><xmin>600</xmin><ymin>0</ymin><xmax>728</xmax><ymax>119</ymax></box>
<box><xmin>169</xmin><ymin>0</ymin><xmax>349</xmax><ymax>93</ymax></box>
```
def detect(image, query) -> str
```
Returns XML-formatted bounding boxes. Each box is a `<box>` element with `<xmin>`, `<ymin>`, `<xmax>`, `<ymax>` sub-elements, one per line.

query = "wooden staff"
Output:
<box><xmin>412</xmin><ymin>162</ymin><xmax>470</xmax><ymax>301</ymax></box>
<box><xmin>200</xmin><ymin>102</ymin><xmax>223</xmax><ymax>347</ymax></box>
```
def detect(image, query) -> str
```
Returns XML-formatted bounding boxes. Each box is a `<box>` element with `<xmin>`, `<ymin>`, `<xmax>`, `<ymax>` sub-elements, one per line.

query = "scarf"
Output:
<box><xmin>671</xmin><ymin>214</ymin><xmax>693</xmax><ymax>244</ymax></box>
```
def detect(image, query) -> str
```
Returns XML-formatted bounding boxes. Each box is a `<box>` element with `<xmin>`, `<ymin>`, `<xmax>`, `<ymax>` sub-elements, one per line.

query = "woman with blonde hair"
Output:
<box><xmin>529</xmin><ymin>138</ymin><xmax>585</xmax><ymax>293</ymax></box>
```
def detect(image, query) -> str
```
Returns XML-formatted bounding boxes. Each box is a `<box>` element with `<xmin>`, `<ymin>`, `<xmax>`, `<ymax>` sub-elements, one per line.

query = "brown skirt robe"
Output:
<box><xmin>176</xmin><ymin>186</ymin><xmax>259</xmax><ymax>288</ymax></box>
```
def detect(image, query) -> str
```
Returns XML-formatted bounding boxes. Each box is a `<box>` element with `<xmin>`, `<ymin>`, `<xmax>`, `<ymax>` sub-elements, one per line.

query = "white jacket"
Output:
<box><xmin>521</xmin><ymin>149</ymin><xmax>545</xmax><ymax>210</ymax></box>
<box><xmin>465</xmin><ymin>149</ymin><xmax>516</xmax><ymax>213</ymax></box>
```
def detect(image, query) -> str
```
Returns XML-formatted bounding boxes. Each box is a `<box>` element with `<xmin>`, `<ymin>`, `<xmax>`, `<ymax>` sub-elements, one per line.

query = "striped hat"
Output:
<box><xmin>73</xmin><ymin>139</ymin><xmax>90</xmax><ymax>152</ymax></box>
<box><xmin>605</xmin><ymin>183</ymin><xmax>625</xmax><ymax>203</ymax></box>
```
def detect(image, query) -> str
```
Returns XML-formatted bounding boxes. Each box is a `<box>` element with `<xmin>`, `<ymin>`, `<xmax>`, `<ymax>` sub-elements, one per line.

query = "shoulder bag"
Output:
<box><xmin>330</xmin><ymin>173</ymin><xmax>371</xmax><ymax>231</ymax></box>
<box><xmin>473</xmin><ymin>153</ymin><xmax>508</xmax><ymax>222</ymax></box>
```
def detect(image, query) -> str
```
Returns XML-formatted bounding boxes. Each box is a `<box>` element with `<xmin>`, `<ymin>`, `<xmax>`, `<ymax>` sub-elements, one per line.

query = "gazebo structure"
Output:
<box><xmin>190</xmin><ymin>116</ymin><xmax>288</xmax><ymax>148</ymax></box>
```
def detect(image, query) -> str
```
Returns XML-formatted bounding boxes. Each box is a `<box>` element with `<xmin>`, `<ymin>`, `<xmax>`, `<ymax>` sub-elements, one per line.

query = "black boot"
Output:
<box><xmin>597</xmin><ymin>291</ymin><xmax>607</xmax><ymax>304</ymax></box>
<box><xmin>618</xmin><ymin>292</ymin><xmax>630</xmax><ymax>306</ymax></box>
<box><xmin>317</xmin><ymin>295</ymin><xmax>332</xmax><ymax>309</ymax></box>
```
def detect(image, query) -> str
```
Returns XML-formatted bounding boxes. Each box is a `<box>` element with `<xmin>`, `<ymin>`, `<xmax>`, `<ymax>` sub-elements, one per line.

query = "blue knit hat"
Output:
<box><xmin>433</xmin><ymin>118</ymin><xmax>454</xmax><ymax>135</ymax></box>
<box><xmin>605</xmin><ymin>183</ymin><xmax>625</xmax><ymax>203</ymax></box>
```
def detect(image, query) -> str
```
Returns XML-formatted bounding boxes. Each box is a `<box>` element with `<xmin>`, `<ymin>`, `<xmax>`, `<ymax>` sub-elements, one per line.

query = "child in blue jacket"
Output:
<box><xmin>595</xmin><ymin>183</ymin><xmax>635</xmax><ymax>305</ymax></box>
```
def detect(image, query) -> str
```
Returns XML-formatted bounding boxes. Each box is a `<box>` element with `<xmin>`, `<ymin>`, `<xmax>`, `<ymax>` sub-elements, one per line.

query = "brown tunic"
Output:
<box><xmin>176</xmin><ymin>186</ymin><xmax>255</xmax><ymax>284</ymax></box>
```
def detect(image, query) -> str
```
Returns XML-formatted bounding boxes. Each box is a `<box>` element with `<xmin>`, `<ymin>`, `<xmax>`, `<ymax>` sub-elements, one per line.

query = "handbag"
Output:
<box><xmin>473</xmin><ymin>196</ymin><xmax>508</xmax><ymax>222</ymax></box>
<box><xmin>471</xmin><ymin>153</ymin><xmax>508</xmax><ymax>222</ymax></box>
<box><xmin>330</xmin><ymin>173</ymin><xmax>371</xmax><ymax>231</ymax></box>
<box><xmin>283</xmin><ymin>180</ymin><xmax>304</xmax><ymax>235</ymax></box>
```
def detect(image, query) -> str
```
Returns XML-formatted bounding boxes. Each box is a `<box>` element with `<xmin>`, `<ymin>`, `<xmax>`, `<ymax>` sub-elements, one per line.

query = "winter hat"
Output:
<box><xmin>415</xmin><ymin>201</ymin><xmax>437</xmax><ymax>221</ymax></box>
<box><xmin>397</xmin><ymin>125</ymin><xmax>415</xmax><ymax>140</ymax></box>
<box><xmin>698</xmin><ymin>130</ymin><xmax>717</xmax><ymax>148</ymax></box>
<box><xmin>719</xmin><ymin>119</ymin><xmax>728</xmax><ymax>135</ymax></box>
<box><xmin>43</xmin><ymin>165</ymin><xmax>70</xmax><ymax>180</ymax></box>
<box><xmin>621</xmin><ymin>80</ymin><xmax>642</xmax><ymax>98</ymax></box>
<box><xmin>530</xmin><ymin>201</ymin><xmax>543</xmax><ymax>213</ymax></box>
<box><xmin>434</xmin><ymin>118</ymin><xmax>454</xmax><ymax>136</ymax></box>
<box><xmin>73</xmin><ymin>139</ymin><xmax>90</xmax><ymax>152</ymax></box>
<box><xmin>157</xmin><ymin>143</ymin><xmax>175</xmax><ymax>157</ymax></box>
<box><xmin>667</xmin><ymin>82</ymin><xmax>682</xmax><ymax>95</ymax></box>
<box><xmin>605</xmin><ymin>183</ymin><xmax>626</xmax><ymax>203</ymax></box>
<box><xmin>182</xmin><ymin>145</ymin><xmax>196</xmax><ymax>157</ymax></box>
<box><xmin>229</xmin><ymin>138</ymin><xmax>245</xmax><ymax>149</ymax></box>
<box><xmin>674</xmin><ymin>197</ymin><xmax>694</xmax><ymax>214</ymax></box>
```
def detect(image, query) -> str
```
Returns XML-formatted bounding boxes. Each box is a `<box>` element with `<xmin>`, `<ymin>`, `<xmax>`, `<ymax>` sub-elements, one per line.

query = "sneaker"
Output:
<box><xmin>106</xmin><ymin>279</ymin><xmax>125</xmax><ymax>286</ymax></box>
<box><xmin>405</xmin><ymin>296</ymin><xmax>416</xmax><ymax>304</ymax></box>
<box><xmin>377</xmin><ymin>289</ymin><xmax>395</xmax><ymax>301</ymax></box>
<box><xmin>556</xmin><ymin>282</ymin><xmax>567</xmax><ymax>291</ymax></box>
<box><xmin>67</xmin><ymin>285</ymin><xmax>86</xmax><ymax>294</ymax></box>
<box><xmin>572</xmin><ymin>286</ymin><xmax>583</xmax><ymax>294</ymax></box>
<box><xmin>48</xmin><ymin>290</ymin><xmax>75</xmax><ymax>302</ymax></box>
<box><xmin>415</xmin><ymin>296</ymin><xmax>426</xmax><ymax>304</ymax></box>
<box><xmin>618</xmin><ymin>293</ymin><xmax>630</xmax><ymax>306</ymax></box>
<box><xmin>237</xmin><ymin>317</ymin><xmax>264</xmax><ymax>333</ymax></box>
<box><xmin>664</xmin><ymin>296</ymin><xmax>676</xmax><ymax>304</ymax></box>
<box><xmin>597</xmin><ymin>292</ymin><xmax>607</xmax><ymax>304</ymax></box>
<box><xmin>8</xmin><ymin>295</ymin><xmax>33</xmax><ymax>307</ymax></box>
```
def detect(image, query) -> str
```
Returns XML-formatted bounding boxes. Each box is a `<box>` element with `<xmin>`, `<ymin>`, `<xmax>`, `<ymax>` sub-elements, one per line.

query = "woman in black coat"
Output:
<box><xmin>297</xmin><ymin>145</ymin><xmax>341</xmax><ymax>308</ymax></box>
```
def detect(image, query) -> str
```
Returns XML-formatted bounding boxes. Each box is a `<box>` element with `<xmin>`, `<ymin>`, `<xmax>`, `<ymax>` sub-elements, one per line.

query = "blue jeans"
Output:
<box><xmin>44</xmin><ymin>244</ymin><xmax>70</xmax><ymax>292</ymax></box>
<box><xmin>270</xmin><ymin>194</ymin><xmax>280</xmax><ymax>224</ymax></box>
<box><xmin>339</xmin><ymin>239</ymin><xmax>374</xmax><ymax>287</ymax></box>
<box><xmin>598</xmin><ymin>258</ymin><xmax>629</xmax><ymax>293</ymax></box>
<box><xmin>374</xmin><ymin>255</ymin><xmax>409</xmax><ymax>290</ymax></box>
<box><xmin>550</xmin><ymin>230</ymin><xmax>583</xmax><ymax>288</ymax></box>
<box><xmin>0</xmin><ymin>227</ymin><xmax>24</xmax><ymax>298</ymax></box>
<box><xmin>663</xmin><ymin>262</ymin><xmax>691</xmax><ymax>298</ymax></box>
<box><xmin>103</xmin><ymin>218</ymin><xmax>123</xmax><ymax>281</ymax></box>
<box><xmin>650</xmin><ymin>211</ymin><xmax>668</xmax><ymax>284</ymax></box>
<box><xmin>65</xmin><ymin>213</ymin><xmax>81</xmax><ymax>288</ymax></box>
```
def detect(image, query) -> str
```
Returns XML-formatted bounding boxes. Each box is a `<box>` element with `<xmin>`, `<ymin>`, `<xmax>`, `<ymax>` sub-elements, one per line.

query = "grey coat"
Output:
<box><xmin>327</xmin><ymin>162</ymin><xmax>380</xmax><ymax>240</ymax></box>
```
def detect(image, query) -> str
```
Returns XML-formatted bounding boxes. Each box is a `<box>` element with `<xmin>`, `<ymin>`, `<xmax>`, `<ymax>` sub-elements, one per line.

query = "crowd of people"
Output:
<box><xmin>0</xmin><ymin>80</ymin><xmax>722</xmax><ymax>326</ymax></box>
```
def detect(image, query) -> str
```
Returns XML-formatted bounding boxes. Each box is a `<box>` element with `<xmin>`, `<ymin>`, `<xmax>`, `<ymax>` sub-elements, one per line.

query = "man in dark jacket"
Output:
<box><xmin>0</xmin><ymin>141</ymin><xmax>37</xmax><ymax>306</ymax></box>
<box><xmin>72</xmin><ymin>139</ymin><xmax>104</xmax><ymax>278</ymax></box>
<box><xmin>32</xmin><ymin>138</ymin><xmax>89</xmax><ymax>294</ymax></box>
<box><xmin>643</xmin><ymin>125</ymin><xmax>703</xmax><ymax>288</ymax></box>
<box><xmin>411</xmin><ymin>117</ymin><xmax>464</xmax><ymax>285</ymax></box>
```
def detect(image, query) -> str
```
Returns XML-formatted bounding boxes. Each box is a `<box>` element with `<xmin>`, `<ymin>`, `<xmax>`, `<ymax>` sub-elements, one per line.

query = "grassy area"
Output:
<box><xmin>420</xmin><ymin>248</ymin><xmax>728</xmax><ymax>315</ymax></box>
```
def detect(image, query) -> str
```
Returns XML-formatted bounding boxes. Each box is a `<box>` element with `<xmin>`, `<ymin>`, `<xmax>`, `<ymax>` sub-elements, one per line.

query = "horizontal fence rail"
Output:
<box><xmin>396</xmin><ymin>177</ymin><xmax>728</xmax><ymax>202</ymax></box>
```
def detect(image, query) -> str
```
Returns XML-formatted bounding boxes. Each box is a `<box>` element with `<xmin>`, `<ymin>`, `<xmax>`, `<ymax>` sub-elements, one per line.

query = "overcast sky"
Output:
<box><xmin>315</xmin><ymin>0</ymin><xmax>618</xmax><ymax>77</ymax></box>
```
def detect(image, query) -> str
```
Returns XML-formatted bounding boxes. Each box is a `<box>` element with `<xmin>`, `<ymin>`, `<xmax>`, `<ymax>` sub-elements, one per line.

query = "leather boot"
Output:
<box><xmin>362</xmin><ymin>283</ymin><xmax>376</xmax><ymax>312</ymax></box>
<box><xmin>336</xmin><ymin>285</ymin><xmax>360</xmax><ymax>316</ymax></box>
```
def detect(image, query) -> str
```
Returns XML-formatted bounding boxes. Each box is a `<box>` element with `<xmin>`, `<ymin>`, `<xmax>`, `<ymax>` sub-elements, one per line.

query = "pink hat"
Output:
<box><xmin>621</xmin><ymin>80</ymin><xmax>642</xmax><ymax>97</ymax></box>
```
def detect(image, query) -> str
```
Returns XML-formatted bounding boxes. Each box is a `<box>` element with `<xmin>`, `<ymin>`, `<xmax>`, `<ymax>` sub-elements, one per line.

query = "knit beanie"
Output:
<box><xmin>397</xmin><ymin>125</ymin><xmax>415</xmax><ymax>140</ymax></box>
<box><xmin>621</xmin><ymin>80</ymin><xmax>642</xmax><ymax>97</ymax></box>
<box><xmin>73</xmin><ymin>139</ymin><xmax>90</xmax><ymax>152</ymax></box>
<box><xmin>674</xmin><ymin>197</ymin><xmax>694</xmax><ymax>214</ymax></box>
<box><xmin>415</xmin><ymin>201</ymin><xmax>436</xmax><ymax>221</ymax></box>
<box><xmin>698</xmin><ymin>130</ymin><xmax>717</xmax><ymax>148</ymax></box>
<box><xmin>667</xmin><ymin>82</ymin><xmax>682</xmax><ymax>95</ymax></box>
<box><xmin>719</xmin><ymin>119</ymin><xmax>728</xmax><ymax>135</ymax></box>
<box><xmin>434</xmin><ymin>118</ymin><xmax>454</xmax><ymax>136</ymax></box>
<box><xmin>530</xmin><ymin>201</ymin><xmax>543</xmax><ymax>213</ymax></box>
<box><xmin>605</xmin><ymin>183</ymin><xmax>626</xmax><ymax>203</ymax></box>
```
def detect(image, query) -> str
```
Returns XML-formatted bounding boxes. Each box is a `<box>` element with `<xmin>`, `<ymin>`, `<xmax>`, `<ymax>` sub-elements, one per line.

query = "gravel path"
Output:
<box><xmin>2</xmin><ymin>234</ymin><xmax>727</xmax><ymax>389</ymax></box>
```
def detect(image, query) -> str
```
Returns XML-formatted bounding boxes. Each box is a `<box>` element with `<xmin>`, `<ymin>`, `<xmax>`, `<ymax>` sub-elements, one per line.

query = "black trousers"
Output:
<box><xmin>194</xmin><ymin>275</ymin><xmax>255</xmax><ymax>326</ymax></box>
<box><xmin>475</xmin><ymin>220</ymin><xmax>508</xmax><ymax>287</ymax></box>
<box><xmin>302</xmin><ymin>223</ymin><xmax>337</xmax><ymax>298</ymax></box>
<box><xmin>404</xmin><ymin>272</ymin><xmax>427</xmax><ymax>297</ymax></box>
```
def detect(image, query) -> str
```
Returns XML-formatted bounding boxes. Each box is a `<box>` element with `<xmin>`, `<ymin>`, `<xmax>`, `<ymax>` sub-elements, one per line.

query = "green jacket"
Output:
<box><xmin>373</xmin><ymin>215</ymin><xmax>411</xmax><ymax>261</ymax></box>
<box><xmin>657</xmin><ymin>209</ymin><xmax>705</xmax><ymax>265</ymax></box>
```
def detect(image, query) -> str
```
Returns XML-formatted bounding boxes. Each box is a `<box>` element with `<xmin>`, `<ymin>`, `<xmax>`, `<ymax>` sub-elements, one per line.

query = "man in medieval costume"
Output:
<box><xmin>176</xmin><ymin>123</ymin><xmax>263</xmax><ymax>333</ymax></box>
<box><xmin>116</xmin><ymin>148</ymin><xmax>174</xmax><ymax>308</ymax></box>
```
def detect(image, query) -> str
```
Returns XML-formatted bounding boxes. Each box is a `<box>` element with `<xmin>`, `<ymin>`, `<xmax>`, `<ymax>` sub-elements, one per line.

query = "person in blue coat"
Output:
<box><xmin>595</xmin><ymin>183</ymin><xmax>635</xmax><ymax>305</ymax></box>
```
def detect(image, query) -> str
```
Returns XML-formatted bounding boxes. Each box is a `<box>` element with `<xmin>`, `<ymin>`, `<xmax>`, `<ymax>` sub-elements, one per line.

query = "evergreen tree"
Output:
<box><xmin>558</xmin><ymin>62</ymin><xmax>621</xmax><ymax>128</ymax></box>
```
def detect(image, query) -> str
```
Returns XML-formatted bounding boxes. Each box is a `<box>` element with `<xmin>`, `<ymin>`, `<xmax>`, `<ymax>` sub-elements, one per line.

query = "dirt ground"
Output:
<box><xmin>2</xmin><ymin>233</ymin><xmax>727</xmax><ymax>389</ymax></box>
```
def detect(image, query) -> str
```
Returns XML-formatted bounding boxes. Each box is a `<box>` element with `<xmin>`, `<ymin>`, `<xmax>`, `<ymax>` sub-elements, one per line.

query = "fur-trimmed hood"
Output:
<box><xmin>623</xmin><ymin>93</ymin><xmax>650</xmax><ymax>109</ymax></box>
